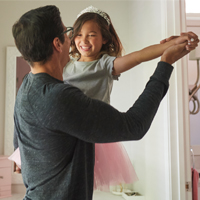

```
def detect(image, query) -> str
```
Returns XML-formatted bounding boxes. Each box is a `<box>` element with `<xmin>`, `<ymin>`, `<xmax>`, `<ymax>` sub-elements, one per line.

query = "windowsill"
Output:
<box><xmin>186</xmin><ymin>13</ymin><xmax>200</xmax><ymax>21</ymax></box>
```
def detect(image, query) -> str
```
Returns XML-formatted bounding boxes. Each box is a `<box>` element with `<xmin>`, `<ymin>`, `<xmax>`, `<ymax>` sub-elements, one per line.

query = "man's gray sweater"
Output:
<box><xmin>14</xmin><ymin>61</ymin><xmax>173</xmax><ymax>200</ymax></box>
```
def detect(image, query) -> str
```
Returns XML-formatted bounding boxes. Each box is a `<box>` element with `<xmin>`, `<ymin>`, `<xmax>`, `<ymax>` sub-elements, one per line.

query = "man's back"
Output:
<box><xmin>14</xmin><ymin>73</ymin><xmax>95</xmax><ymax>200</ymax></box>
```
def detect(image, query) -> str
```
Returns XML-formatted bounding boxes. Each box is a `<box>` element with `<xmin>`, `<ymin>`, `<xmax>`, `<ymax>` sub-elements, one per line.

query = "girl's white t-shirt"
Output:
<box><xmin>63</xmin><ymin>54</ymin><xmax>119</xmax><ymax>104</ymax></box>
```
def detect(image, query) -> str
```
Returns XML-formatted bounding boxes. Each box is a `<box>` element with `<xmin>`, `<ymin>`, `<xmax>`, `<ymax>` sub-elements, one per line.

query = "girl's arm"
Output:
<box><xmin>113</xmin><ymin>32</ymin><xmax>198</xmax><ymax>75</ymax></box>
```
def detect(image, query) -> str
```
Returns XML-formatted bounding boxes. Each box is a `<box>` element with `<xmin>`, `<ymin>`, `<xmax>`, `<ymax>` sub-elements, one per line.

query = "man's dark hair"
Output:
<box><xmin>12</xmin><ymin>5</ymin><xmax>65</xmax><ymax>65</ymax></box>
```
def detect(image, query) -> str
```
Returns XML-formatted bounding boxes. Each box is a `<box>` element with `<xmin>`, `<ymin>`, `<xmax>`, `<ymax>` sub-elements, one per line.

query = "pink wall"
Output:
<box><xmin>16</xmin><ymin>57</ymin><xmax>30</xmax><ymax>95</ymax></box>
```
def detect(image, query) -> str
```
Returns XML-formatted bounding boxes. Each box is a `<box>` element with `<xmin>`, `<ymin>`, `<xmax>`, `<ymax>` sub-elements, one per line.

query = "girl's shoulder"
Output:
<box><xmin>99</xmin><ymin>54</ymin><xmax>120</xmax><ymax>80</ymax></box>
<box><xmin>99</xmin><ymin>54</ymin><xmax>116</xmax><ymax>67</ymax></box>
<box><xmin>100</xmin><ymin>54</ymin><xmax>115</xmax><ymax>60</ymax></box>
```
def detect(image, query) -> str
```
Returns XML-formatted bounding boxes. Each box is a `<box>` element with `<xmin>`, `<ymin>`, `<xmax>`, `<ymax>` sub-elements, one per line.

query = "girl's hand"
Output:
<box><xmin>160</xmin><ymin>36</ymin><xmax>179</xmax><ymax>44</ymax></box>
<box><xmin>160</xmin><ymin>32</ymin><xmax>199</xmax><ymax>50</ymax></box>
<box><xmin>14</xmin><ymin>162</ymin><xmax>21</xmax><ymax>174</ymax></box>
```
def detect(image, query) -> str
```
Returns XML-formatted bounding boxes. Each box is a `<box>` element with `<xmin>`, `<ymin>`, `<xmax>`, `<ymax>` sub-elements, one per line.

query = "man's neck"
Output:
<box><xmin>31</xmin><ymin>60</ymin><xmax>63</xmax><ymax>81</ymax></box>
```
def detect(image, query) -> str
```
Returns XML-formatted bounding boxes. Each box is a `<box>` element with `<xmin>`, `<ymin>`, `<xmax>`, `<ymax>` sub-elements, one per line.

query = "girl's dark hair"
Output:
<box><xmin>12</xmin><ymin>5</ymin><xmax>65</xmax><ymax>65</ymax></box>
<box><xmin>70</xmin><ymin>12</ymin><xmax>124</xmax><ymax>59</ymax></box>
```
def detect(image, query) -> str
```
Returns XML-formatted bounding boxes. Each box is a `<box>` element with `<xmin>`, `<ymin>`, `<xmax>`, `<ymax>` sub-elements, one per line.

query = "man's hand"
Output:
<box><xmin>180</xmin><ymin>32</ymin><xmax>199</xmax><ymax>50</ymax></box>
<box><xmin>161</xmin><ymin>42</ymin><xmax>190</xmax><ymax>64</ymax></box>
<box><xmin>161</xmin><ymin>32</ymin><xmax>199</xmax><ymax>65</ymax></box>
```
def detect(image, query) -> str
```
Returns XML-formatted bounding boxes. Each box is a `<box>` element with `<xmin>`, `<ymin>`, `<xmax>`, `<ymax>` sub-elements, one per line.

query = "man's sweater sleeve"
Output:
<box><xmin>52</xmin><ymin>61</ymin><xmax>173</xmax><ymax>143</ymax></box>
<box><xmin>13</xmin><ymin>125</ymin><xmax>19</xmax><ymax>150</ymax></box>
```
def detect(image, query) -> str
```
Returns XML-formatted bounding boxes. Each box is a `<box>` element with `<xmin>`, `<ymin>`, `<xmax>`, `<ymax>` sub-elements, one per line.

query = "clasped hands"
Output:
<box><xmin>160</xmin><ymin>32</ymin><xmax>199</xmax><ymax>64</ymax></box>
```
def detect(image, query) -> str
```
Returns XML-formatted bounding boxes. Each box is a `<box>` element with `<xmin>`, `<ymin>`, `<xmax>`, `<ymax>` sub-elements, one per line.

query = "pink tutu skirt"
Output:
<box><xmin>8</xmin><ymin>147</ymin><xmax>21</xmax><ymax>168</ymax></box>
<box><xmin>94</xmin><ymin>142</ymin><xmax>138</xmax><ymax>191</ymax></box>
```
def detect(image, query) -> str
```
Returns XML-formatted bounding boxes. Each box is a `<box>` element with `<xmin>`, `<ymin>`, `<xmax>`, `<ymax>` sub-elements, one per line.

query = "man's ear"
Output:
<box><xmin>53</xmin><ymin>37</ymin><xmax>63</xmax><ymax>52</ymax></box>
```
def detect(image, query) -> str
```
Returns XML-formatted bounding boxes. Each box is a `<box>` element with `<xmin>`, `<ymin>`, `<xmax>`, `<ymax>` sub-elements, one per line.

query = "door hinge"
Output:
<box><xmin>186</xmin><ymin>181</ymin><xmax>192</xmax><ymax>192</ymax></box>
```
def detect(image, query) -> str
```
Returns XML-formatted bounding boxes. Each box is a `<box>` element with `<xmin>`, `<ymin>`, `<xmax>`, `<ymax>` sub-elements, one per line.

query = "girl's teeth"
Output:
<box><xmin>82</xmin><ymin>46</ymin><xmax>90</xmax><ymax>50</ymax></box>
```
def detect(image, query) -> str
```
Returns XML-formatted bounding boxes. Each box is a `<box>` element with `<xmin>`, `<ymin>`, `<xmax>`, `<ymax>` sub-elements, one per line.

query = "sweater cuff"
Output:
<box><xmin>151</xmin><ymin>61</ymin><xmax>174</xmax><ymax>86</ymax></box>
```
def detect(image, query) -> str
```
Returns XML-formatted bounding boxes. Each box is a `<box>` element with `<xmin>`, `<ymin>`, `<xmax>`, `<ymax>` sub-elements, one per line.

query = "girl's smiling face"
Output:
<box><xmin>74</xmin><ymin>20</ymin><xmax>107</xmax><ymax>62</ymax></box>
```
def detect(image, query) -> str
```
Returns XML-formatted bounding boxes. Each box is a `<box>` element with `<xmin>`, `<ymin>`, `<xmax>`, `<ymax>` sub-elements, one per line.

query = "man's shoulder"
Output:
<box><xmin>26</xmin><ymin>73</ymin><xmax>81</xmax><ymax>101</ymax></box>
<box><xmin>50</xmin><ymin>81</ymin><xmax>83</xmax><ymax>100</ymax></box>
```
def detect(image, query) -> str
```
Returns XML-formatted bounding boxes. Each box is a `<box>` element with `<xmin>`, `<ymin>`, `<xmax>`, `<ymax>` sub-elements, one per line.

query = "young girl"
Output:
<box><xmin>10</xmin><ymin>5</ymin><xmax>196</xmax><ymax>191</ymax></box>
<box><xmin>63</xmin><ymin>6</ymin><xmax>196</xmax><ymax>191</ymax></box>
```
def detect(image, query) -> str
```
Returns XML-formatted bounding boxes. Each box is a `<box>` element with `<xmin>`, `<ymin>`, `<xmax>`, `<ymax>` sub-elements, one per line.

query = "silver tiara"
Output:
<box><xmin>77</xmin><ymin>6</ymin><xmax>110</xmax><ymax>26</ymax></box>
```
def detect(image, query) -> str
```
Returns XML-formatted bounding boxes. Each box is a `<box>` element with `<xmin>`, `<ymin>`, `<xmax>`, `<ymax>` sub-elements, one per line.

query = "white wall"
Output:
<box><xmin>124</xmin><ymin>2</ymin><xmax>170</xmax><ymax>199</ymax></box>
<box><xmin>0</xmin><ymin>1</ymin><xmax>192</xmax><ymax>200</ymax></box>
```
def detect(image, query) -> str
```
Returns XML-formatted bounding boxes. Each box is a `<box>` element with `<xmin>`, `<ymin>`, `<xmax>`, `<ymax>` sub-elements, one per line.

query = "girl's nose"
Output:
<box><xmin>82</xmin><ymin>36</ymin><xmax>88</xmax><ymax>43</ymax></box>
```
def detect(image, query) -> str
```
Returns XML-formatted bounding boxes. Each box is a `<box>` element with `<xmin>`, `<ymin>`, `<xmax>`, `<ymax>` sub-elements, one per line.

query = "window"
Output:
<box><xmin>185</xmin><ymin>0</ymin><xmax>200</xmax><ymax>13</ymax></box>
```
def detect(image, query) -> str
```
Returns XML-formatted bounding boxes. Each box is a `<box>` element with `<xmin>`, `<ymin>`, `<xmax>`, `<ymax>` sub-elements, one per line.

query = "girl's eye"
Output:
<box><xmin>77</xmin><ymin>34</ymin><xmax>82</xmax><ymax>37</ymax></box>
<box><xmin>89</xmin><ymin>35</ymin><xmax>95</xmax><ymax>37</ymax></box>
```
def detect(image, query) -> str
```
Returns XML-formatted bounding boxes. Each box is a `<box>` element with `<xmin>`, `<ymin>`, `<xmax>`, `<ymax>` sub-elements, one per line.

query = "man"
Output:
<box><xmin>12</xmin><ymin>5</ymin><xmax>198</xmax><ymax>200</ymax></box>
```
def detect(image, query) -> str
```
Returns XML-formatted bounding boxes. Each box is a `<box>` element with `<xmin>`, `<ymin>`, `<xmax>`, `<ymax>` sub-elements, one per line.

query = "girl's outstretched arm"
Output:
<box><xmin>113</xmin><ymin>32</ymin><xmax>198</xmax><ymax>75</ymax></box>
